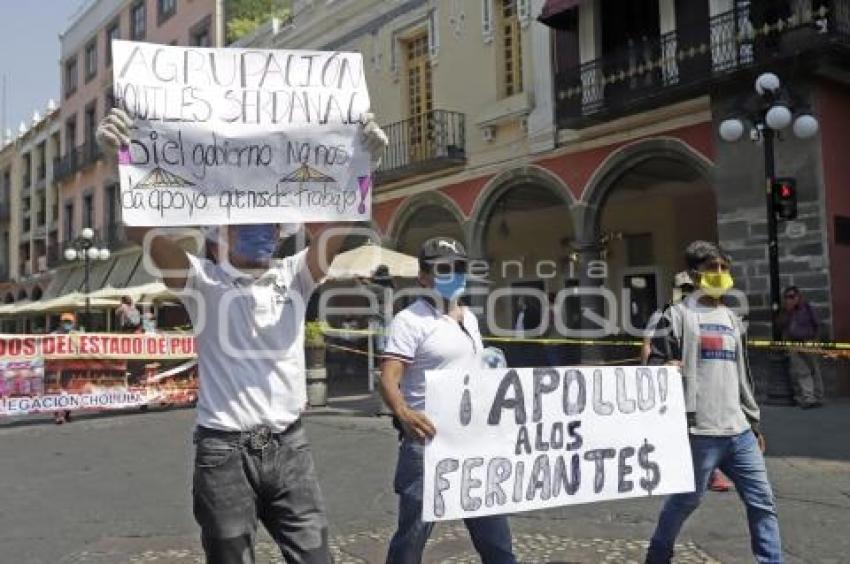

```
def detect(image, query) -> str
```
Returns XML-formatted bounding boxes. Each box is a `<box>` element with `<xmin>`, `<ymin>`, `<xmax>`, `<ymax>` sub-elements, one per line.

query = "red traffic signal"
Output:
<box><xmin>773</xmin><ymin>178</ymin><xmax>797</xmax><ymax>221</ymax></box>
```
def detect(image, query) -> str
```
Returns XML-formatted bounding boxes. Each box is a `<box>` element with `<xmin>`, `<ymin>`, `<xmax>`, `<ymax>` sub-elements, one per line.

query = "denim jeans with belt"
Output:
<box><xmin>192</xmin><ymin>421</ymin><xmax>332</xmax><ymax>564</ymax></box>
<box><xmin>646</xmin><ymin>430</ymin><xmax>783</xmax><ymax>564</ymax></box>
<box><xmin>386</xmin><ymin>439</ymin><xmax>516</xmax><ymax>564</ymax></box>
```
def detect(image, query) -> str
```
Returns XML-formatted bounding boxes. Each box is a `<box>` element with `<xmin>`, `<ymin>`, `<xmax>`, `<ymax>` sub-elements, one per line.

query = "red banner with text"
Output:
<box><xmin>0</xmin><ymin>333</ymin><xmax>198</xmax><ymax>416</ymax></box>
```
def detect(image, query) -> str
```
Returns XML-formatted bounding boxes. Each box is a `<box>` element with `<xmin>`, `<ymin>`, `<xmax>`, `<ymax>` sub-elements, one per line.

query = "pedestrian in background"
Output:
<box><xmin>115</xmin><ymin>295</ymin><xmax>142</xmax><ymax>333</ymax></box>
<box><xmin>52</xmin><ymin>312</ymin><xmax>78</xmax><ymax>424</ymax></box>
<box><xmin>778</xmin><ymin>286</ymin><xmax>824</xmax><ymax>408</ymax></box>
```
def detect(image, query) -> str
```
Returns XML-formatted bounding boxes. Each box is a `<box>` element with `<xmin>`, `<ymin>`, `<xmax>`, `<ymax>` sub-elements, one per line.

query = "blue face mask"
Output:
<box><xmin>232</xmin><ymin>224</ymin><xmax>278</xmax><ymax>264</ymax></box>
<box><xmin>434</xmin><ymin>273</ymin><xmax>467</xmax><ymax>301</ymax></box>
<box><xmin>62</xmin><ymin>322</ymin><xmax>74</xmax><ymax>332</ymax></box>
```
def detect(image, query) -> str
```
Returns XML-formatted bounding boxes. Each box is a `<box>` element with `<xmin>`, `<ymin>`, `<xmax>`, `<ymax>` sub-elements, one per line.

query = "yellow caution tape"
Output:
<box><xmin>322</xmin><ymin>328</ymin><xmax>850</xmax><ymax>356</ymax></box>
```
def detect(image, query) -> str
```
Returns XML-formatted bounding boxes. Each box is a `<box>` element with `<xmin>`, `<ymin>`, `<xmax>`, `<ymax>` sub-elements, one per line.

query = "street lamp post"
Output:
<box><xmin>718</xmin><ymin>72</ymin><xmax>819</xmax><ymax>341</ymax></box>
<box><xmin>64</xmin><ymin>227</ymin><xmax>110</xmax><ymax>330</ymax></box>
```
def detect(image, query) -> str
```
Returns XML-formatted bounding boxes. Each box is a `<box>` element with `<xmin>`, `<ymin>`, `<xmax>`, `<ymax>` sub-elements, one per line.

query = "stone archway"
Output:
<box><xmin>389</xmin><ymin>192</ymin><xmax>467</xmax><ymax>257</ymax></box>
<box><xmin>579</xmin><ymin>138</ymin><xmax>716</xmax><ymax>331</ymax></box>
<box><xmin>470</xmin><ymin>165</ymin><xmax>577</xmax><ymax>258</ymax></box>
<box><xmin>580</xmin><ymin>137</ymin><xmax>714</xmax><ymax>239</ymax></box>
<box><xmin>469</xmin><ymin>165</ymin><xmax>577</xmax><ymax>350</ymax></box>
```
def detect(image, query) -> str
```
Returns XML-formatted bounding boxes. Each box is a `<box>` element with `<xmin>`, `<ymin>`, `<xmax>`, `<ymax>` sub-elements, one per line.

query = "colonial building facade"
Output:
<box><xmin>244</xmin><ymin>0</ymin><xmax>849</xmax><ymax>346</ymax></box>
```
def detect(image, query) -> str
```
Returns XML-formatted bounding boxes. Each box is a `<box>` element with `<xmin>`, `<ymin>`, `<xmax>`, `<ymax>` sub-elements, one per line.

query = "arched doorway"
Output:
<box><xmin>588</xmin><ymin>147</ymin><xmax>716</xmax><ymax>332</ymax></box>
<box><xmin>471</xmin><ymin>168</ymin><xmax>576</xmax><ymax>357</ymax></box>
<box><xmin>392</xmin><ymin>196</ymin><xmax>466</xmax><ymax>257</ymax></box>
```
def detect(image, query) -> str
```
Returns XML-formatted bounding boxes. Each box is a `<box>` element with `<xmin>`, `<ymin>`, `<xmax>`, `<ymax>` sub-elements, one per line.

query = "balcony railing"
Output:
<box><xmin>52</xmin><ymin>140</ymin><xmax>103</xmax><ymax>181</ymax></box>
<box><xmin>375</xmin><ymin>110</ymin><xmax>467</xmax><ymax>185</ymax></box>
<box><xmin>79</xmin><ymin>140</ymin><xmax>102</xmax><ymax>170</ymax></box>
<box><xmin>555</xmin><ymin>0</ymin><xmax>850</xmax><ymax>126</ymax></box>
<box><xmin>53</xmin><ymin>151</ymin><xmax>78</xmax><ymax>182</ymax></box>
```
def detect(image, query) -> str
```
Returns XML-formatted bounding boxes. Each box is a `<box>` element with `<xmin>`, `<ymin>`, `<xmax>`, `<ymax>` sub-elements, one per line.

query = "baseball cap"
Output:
<box><xmin>419</xmin><ymin>237</ymin><xmax>468</xmax><ymax>267</ymax></box>
<box><xmin>673</xmin><ymin>270</ymin><xmax>694</xmax><ymax>288</ymax></box>
<box><xmin>372</xmin><ymin>264</ymin><xmax>392</xmax><ymax>282</ymax></box>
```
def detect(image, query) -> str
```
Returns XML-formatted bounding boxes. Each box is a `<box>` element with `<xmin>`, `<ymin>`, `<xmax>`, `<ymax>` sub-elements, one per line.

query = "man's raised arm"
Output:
<box><xmin>98</xmin><ymin>109</ymin><xmax>191</xmax><ymax>290</ymax></box>
<box><xmin>126</xmin><ymin>227</ymin><xmax>190</xmax><ymax>290</ymax></box>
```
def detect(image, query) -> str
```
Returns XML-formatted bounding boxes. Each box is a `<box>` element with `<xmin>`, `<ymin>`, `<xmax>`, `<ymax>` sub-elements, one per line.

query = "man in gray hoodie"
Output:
<box><xmin>644</xmin><ymin>241</ymin><xmax>782</xmax><ymax>564</ymax></box>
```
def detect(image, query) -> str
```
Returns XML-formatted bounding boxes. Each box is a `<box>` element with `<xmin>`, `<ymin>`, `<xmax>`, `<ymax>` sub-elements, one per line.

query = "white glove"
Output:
<box><xmin>361</xmin><ymin>112</ymin><xmax>388</xmax><ymax>167</ymax></box>
<box><xmin>95</xmin><ymin>108</ymin><xmax>133</xmax><ymax>159</ymax></box>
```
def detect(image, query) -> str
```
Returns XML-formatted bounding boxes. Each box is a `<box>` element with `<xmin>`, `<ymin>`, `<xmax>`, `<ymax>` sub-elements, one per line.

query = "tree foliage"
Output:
<box><xmin>226</xmin><ymin>0</ymin><xmax>290</xmax><ymax>44</ymax></box>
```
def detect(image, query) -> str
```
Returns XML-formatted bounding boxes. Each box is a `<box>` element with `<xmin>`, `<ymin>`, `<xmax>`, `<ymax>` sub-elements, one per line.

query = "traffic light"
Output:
<box><xmin>773</xmin><ymin>178</ymin><xmax>797</xmax><ymax>220</ymax></box>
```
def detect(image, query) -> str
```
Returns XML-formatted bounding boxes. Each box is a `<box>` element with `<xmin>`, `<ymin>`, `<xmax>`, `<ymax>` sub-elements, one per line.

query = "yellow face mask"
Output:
<box><xmin>699</xmin><ymin>272</ymin><xmax>734</xmax><ymax>298</ymax></box>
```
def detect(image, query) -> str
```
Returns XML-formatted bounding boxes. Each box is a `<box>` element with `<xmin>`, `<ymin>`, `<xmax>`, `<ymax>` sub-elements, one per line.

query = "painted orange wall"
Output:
<box><xmin>377</xmin><ymin>121</ymin><xmax>716</xmax><ymax>233</ymax></box>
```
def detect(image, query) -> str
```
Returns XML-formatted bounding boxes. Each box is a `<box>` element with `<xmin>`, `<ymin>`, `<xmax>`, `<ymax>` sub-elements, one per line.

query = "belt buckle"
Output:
<box><xmin>248</xmin><ymin>426</ymin><xmax>272</xmax><ymax>450</ymax></box>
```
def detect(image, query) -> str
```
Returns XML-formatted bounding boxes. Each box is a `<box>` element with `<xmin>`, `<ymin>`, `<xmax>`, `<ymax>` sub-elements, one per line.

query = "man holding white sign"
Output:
<box><xmin>380</xmin><ymin>238</ymin><xmax>517</xmax><ymax>564</ymax></box>
<box><xmin>99</xmin><ymin>40</ymin><xmax>388</xmax><ymax>564</ymax></box>
<box><xmin>109</xmin><ymin>40</ymin><xmax>376</xmax><ymax>226</ymax></box>
<box><xmin>645</xmin><ymin>241</ymin><xmax>782</xmax><ymax>564</ymax></box>
<box><xmin>421</xmin><ymin>365</ymin><xmax>696</xmax><ymax>523</ymax></box>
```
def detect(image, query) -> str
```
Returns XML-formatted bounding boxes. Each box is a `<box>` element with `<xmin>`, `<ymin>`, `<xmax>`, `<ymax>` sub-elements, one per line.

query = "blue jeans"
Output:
<box><xmin>387</xmin><ymin>439</ymin><xmax>516</xmax><ymax>564</ymax></box>
<box><xmin>647</xmin><ymin>430</ymin><xmax>782</xmax><ymax>564</ymax></box>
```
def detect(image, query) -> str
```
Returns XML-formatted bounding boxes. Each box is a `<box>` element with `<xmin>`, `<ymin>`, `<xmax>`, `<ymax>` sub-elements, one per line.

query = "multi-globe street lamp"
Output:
<box><xmin>63</xmin><ymin>227</ymin><xmax>110</xmax><ymax>330</ymax></box>
<box><xmin>718</xmin><ymin>72</ymin><xmax>819</xmax><ymax>342</ymax></box>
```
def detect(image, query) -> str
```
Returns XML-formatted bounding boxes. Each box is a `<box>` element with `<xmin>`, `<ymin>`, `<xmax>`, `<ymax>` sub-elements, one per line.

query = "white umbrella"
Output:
<box><xmin>19</xmin><ymin>293</ymin><xmax>121</xmax><ymax>314</ymax></box>
<box><xmin>88</xmin><ymin>282</ymin><xmax>176</xmax><ymax>303</ymax></box>
<box><xmin>326</xmin><ymin>242</ymin><xmax>419</xmax><ymax>281</ymax></box>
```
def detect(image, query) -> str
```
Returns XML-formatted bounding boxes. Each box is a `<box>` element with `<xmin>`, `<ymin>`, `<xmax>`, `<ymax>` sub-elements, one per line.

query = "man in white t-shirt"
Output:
<box><xmin>379</xmin><ymin>237</ymin><xmax>516</xmax><ymax>564</ymax></box>
<box><xmin>97</xmin><ymin>107</ymin><xmax>387</xmax><ymax>563</ymax></box>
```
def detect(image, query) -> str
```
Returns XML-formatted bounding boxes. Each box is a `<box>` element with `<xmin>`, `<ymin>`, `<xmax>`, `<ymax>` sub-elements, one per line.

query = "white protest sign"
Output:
<box><xmin>111</xmin><ymin>40</ymin><xmax>373</xmax><ymax>226</ymax></box>
<box><xmin>423</xmin><ymin>366</ymin><xmax>694</xmax><ymax>521</ymax></box>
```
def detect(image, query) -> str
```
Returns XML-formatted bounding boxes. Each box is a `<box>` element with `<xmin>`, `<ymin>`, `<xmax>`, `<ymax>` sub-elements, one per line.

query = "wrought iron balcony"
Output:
<box><xmin>52</xmin><ymin>141</ymin><xmax>103</xmax><ymax>181</ymax></box>
<box><xmin>80</xmin><ymin>140</ymin><xmax>103</xmax><ymax>169</ymax></box>
<box><xmin>53</xmin><ymin>151</ymin><xmax>78</xmax><ymax>182</ymax></box>
<box><xmin>375</xmin><ymin>110</ymin><xmax>467</xmax><ymax>185</ymax></box>
<box><xmin>555</xmin><ymin>0</ymin><xmax>850</xmax><ymax>127</ymax></box>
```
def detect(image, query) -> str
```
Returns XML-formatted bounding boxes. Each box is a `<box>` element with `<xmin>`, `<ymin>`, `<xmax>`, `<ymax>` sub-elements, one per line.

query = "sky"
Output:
<box><xmin>0</xmin><ymin>0</ymin><xmax>84</xmax><ymax>137</ymax></box>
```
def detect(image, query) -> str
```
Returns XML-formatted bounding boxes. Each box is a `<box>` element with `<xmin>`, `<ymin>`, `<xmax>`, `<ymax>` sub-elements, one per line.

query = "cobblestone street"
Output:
<box><xmin>2</xmin><ymin>397</ymin><xmax>848</xmax><ymax>563</ymax></box>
